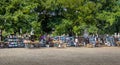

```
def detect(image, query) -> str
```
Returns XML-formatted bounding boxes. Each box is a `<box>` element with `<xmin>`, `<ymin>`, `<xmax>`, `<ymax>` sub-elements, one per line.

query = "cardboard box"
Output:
<box><xmin>61</xmin><ymin>43</ymin><xmax>67</xmax><ymax>48</ymax></box>
<box><xmin>116</xmin><ymin>41</ymin><xmax>120</xmax><ymax>46</ymax></box>
<box><xmin>87</xmin><ymin>44</ymin><xmax>93</xmax><ymax>48</ymax></box>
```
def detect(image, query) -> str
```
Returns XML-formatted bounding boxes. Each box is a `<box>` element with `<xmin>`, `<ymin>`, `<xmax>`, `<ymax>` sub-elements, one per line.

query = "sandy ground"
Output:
<box><xmin>0</xmin><ymin>47</ymin><xmax>120</xmax><ymax>65</ymax></box>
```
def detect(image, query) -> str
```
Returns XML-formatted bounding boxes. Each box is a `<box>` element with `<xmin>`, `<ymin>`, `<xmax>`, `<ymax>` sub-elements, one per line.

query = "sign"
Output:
<box><xmin>83</xmin><ymin>29</ymin><xmax>89</xmax><ymax>38</ymax></box>
<box><xmin>20</xmin><ymin>28</ymin><xmax>22</xmax><ymax>34</ymax></box>
<box><xmin>30</xmin><ymin>28</ymin><xmax>34</xmax><ymax>35</ymax></box>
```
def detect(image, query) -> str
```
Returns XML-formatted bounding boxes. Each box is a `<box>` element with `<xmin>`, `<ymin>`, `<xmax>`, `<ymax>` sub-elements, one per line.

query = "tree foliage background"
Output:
<box><xmin>0</xmin><ymin>0</ymin><xmax>120</xmax><ymax>36</ymax></box>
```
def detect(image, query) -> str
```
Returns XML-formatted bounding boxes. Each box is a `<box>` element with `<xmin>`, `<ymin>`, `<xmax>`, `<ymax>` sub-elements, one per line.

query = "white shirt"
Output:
<box><xmin>75</xmin><ymin>38</ymin><xmax>78</xmax><ymax>43</ymax></box>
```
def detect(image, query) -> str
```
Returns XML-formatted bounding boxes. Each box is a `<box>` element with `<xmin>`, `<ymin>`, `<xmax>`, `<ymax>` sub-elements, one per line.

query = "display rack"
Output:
<box><xmin>7</xmin><ymin>37</ymin><xmax>24</xmax><ymax>48</ymax></box>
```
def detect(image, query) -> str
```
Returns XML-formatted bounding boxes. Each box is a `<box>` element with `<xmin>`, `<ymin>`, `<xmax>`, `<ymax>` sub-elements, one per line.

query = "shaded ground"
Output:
<box><xmin>0</xmin><ymin>47</ymin><xmax>120</xmax><ymax>65</ymax></box>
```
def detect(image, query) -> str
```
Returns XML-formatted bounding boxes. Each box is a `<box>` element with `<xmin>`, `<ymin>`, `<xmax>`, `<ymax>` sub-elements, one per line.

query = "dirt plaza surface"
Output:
<box><xmin>0</xmin><ymin>47</ymin><xmax>120</xmax><ymax>65</ymax></box>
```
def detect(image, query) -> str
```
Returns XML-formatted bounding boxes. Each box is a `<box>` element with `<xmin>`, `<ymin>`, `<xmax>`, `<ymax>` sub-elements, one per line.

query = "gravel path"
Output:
<box><xmin>0</xmin><ymin>47</ymin><xmax>120</xmax><ymax>65</ymax></box>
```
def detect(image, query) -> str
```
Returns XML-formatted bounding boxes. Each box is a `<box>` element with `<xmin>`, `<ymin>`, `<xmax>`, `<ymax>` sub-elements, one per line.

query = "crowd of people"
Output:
<box><xmin>38</xmin><ymin>33</ymin><xmax>120</xmax><ymax>48</ymax></box>
<box><xmin>0</xmin><ymin>33</ymin><xmax>120</xmax><ymax>48</ymax></box>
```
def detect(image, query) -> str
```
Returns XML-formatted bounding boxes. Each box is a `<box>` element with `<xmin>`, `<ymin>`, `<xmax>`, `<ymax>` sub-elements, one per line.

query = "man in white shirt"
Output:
<box><xmin>75</xmin><ymin>37</ymin><xmax>78</xmax><ymax>47</ymax></box>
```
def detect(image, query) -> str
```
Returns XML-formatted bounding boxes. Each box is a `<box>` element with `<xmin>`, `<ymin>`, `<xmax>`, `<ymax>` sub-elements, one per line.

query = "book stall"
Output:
<box><xmin>6</xmin><ymin>35</ymin><xmax>24</xmax><ymax>48</ymax></box>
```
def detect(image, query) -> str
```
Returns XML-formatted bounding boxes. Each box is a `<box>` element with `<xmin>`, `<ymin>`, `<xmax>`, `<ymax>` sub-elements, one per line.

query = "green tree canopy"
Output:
<box><xmin>0</xmin><ymin>0</ymin><xmax>120</xmax><ymax>36</ymax></box>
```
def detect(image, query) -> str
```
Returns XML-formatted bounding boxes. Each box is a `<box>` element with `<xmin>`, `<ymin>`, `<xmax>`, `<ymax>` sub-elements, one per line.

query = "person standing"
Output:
<box><xmin>110</xmin><ymin>35</ymin><xmax>115</xmax><ymax>46</ymax></box>
<box><xmin>83</xmin><ymin>29</ymin><xmax>89</xmax><ymax>46</ymax></box>
<box><xmin>92</xmin><ymin>34</ymin><xmax>96</xmax><ymax>47</ymax></box>
<box><xmin>75</xmin><ymin>37</ymin><xmax>78</xmax><ymax>47</ymax></box>
<box><xmin>118</xmin><ymin>33</ymin><xmax>120</xmax><ymax>41</ymax></box>
<box><xmin>105</xmin><ymin>34</ymin><xmax>111</xmax><ymax>46</ymax></box>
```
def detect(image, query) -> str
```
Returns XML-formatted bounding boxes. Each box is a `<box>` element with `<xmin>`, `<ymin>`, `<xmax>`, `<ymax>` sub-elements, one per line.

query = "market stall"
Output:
<box><xmin>24</xmin><ymin>40</ymin><xmax>40</xmax><ymax>48</ymax></box>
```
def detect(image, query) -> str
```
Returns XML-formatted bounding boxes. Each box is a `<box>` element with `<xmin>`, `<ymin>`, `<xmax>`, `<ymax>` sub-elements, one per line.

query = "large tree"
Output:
<box><xmin>0</xmin><ymin>0</ymin><xmax>120</xmax><ymax>37</ymax></box>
